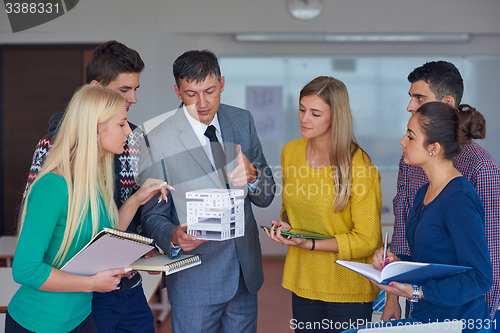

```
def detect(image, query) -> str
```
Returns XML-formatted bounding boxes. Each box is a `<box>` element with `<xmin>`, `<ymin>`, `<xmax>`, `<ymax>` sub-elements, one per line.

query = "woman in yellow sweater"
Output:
<box><xmin>264</xmin><ymin>76</ymin><xmax>382</xmax><ymax>333</ymax></box>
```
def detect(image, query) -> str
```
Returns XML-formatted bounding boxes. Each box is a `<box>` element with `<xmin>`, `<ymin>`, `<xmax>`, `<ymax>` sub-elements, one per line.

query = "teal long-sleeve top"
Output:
<box><xmin>9</xmin><ymin>173</ymin><xmax>112</xmax><ymax>333</ymax></box>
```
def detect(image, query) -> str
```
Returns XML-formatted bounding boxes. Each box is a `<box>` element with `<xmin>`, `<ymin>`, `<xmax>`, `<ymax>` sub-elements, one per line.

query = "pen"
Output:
<box><xmin>160</xmin><ymin>181</ymin><xmax>175</xmax><ymax>191</ymax></box>
<box><xmin>382</xmin><ymin>232</ymin><xmax>388</xmax><ymax>268</ymax></box>
<box><xmin>157</xmin><ymin>182</ymin><xmax>175</xmax><ymax>203</ymax></box>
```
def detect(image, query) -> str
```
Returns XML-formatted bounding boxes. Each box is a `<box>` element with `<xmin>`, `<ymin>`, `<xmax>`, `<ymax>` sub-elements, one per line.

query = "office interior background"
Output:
<box><xmin>1</xmin><ymin>0</ymin><xmax>499</xmax><ymax>257</ymax></box>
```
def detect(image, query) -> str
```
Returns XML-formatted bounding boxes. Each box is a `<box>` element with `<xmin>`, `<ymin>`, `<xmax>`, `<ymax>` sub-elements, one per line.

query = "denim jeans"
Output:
<box><xmin>92</xmin><ymin>283</ymin><xmax>155</xmax><ymax>333</ymax></box>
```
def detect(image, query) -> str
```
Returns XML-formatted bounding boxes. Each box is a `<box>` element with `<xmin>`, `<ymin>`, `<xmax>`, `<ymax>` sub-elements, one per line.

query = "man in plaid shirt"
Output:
<box><xmin>384</xmin><ymin>61</ymin><xmax>500</xmax><ymax>321</ymax></box>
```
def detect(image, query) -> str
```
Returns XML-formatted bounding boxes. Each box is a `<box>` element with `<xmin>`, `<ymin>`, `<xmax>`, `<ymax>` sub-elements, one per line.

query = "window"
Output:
<box><xmin>219</xmin><ymin>56</ymin><xmax>499</xmax><ymax>170</ymax></box>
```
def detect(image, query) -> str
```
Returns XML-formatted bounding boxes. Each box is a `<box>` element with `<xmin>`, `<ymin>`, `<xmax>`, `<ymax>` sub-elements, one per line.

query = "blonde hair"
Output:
<box><xmin>19</xmin><ymin>85</ymin><xmax>124</xmax><ymax>267</ymax></box>
<box><xmin>300</xmin><ymin>76</ymin><xmax>364</xmax><ymax>212</ymax></box>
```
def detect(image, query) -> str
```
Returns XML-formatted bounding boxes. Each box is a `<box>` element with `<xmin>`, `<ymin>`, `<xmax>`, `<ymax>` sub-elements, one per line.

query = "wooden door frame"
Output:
<box><xmin>0</xmin><ymin>43</ymin><xmax>99</xmax><ymax>235</ymax></box>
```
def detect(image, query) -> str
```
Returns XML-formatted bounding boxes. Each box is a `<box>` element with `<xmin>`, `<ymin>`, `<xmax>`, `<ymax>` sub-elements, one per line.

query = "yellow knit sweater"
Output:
<box><xmin>281</xmin><ymin>138</ymin><xmax>382</xmax><ymax>303</ymax></box>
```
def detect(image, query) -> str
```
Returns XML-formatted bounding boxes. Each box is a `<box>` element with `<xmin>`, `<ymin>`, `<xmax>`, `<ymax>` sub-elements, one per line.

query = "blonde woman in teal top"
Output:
<box><xmin>6</xmin><ymin>85</ymin><xmax>170</xmax><ymax>333</ymax></box>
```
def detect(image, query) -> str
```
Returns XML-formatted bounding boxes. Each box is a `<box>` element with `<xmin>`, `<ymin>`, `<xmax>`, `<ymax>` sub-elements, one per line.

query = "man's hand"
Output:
<box><xmin>171</xmin><ymin>224</ymin><xmax>207</xmax><ymax>252</ymax></box>
<box><xmin>143</xmin><ymin>249</ymin><xmax>162</xmax><ymax>275</ymax></box>
<box><xmin>381</xmin><ymin>293</ymin><xmax>402</xmax><ymax>321</ymax></box>
<box><xmin>143</xmin><ymin>249</ymin><xmax>161</xmax><ymax>259</ymax></box>
<box><xmin>228</xmin><ymin>144</ymin><xmax>257</xmax><ymax>186</ymax></box>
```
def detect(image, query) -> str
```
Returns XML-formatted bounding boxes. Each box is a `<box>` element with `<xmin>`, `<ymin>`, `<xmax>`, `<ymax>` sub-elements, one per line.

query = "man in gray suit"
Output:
<box><xmin>139</xmin><ymin>50</ymin><xmax>275</xmax><ymax>332</ymax></box>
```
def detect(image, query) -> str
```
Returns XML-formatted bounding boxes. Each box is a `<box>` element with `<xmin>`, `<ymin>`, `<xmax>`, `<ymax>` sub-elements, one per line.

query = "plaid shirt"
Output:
<box><xmin>391</xmin><ymin>141</ymin><xmax>500</xmax><ymax>319</ymax></box>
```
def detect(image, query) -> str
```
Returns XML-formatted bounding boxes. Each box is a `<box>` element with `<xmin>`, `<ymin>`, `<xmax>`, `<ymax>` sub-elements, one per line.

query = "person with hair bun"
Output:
<box><xmin>389</xmin><ymin>61</ymin><xmax>500</xmax><ymax>322</ymax></box>
<box><xmin>264</xmin><ymin>76</ymin><xmax>382</xmax><ymax>333</ymax></box>
<box><xmin>6</xmin><ymin>85</ymin><xmax>171</xmax><ymax>333</ymax></box>
<box><xmin>343</xmin><ymin>101</ymin><xmax>493</xmax><ymax>333</ymax></box>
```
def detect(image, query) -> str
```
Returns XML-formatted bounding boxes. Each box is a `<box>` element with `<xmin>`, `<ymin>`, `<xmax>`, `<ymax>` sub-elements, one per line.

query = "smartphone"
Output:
<box><xmin>259</xmin><ymin>225</ymin><xmax>331</xmax><ymax>240</ymax></box>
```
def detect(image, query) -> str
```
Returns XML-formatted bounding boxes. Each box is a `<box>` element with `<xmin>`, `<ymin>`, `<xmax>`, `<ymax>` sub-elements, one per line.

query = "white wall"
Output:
<box><xmin>2</xmin><ymin>0</ymin><xmax>500</xmax><ymax>255</ymax></box>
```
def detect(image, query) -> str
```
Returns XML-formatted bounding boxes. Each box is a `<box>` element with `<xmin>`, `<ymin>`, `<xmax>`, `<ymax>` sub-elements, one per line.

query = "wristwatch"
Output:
<box><xmin>409</xmin><ymin>285</ymin><xmax>420</xmax><ymax>303</ymax></box>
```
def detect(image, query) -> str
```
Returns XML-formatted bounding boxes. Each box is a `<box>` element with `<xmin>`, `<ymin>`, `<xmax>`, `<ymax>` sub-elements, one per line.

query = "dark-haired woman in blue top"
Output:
<box><xmin>343</xmin><ymin>102</ymin><xmax>493</xmax><ymax>333</ymax></box>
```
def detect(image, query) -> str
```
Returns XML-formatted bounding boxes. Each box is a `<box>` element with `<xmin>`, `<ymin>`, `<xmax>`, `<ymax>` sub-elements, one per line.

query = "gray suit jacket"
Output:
<box><xmin>140</xmin><ymin>104</ymin><xmax>275</xmax><ymax>306</ymax></box>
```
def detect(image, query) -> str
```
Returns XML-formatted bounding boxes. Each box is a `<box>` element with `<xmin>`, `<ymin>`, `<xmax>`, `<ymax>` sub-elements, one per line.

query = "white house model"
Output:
<box><xmin>186</xmin><ymin>188</ymin><xmax>245</xmax><ymax>241</ymax></box>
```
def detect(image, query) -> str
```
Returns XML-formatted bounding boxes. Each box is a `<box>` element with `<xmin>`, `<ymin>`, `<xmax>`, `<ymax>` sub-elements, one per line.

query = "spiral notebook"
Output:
<box><xmin>61</xmin><ymin>228</ymin><xmax>163</xmax><ymax>276</ymax></box>
<box><xmin>129</xmin><ymin>254</ymin><xmax>202</xmax><ymax>274</ymax></box>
